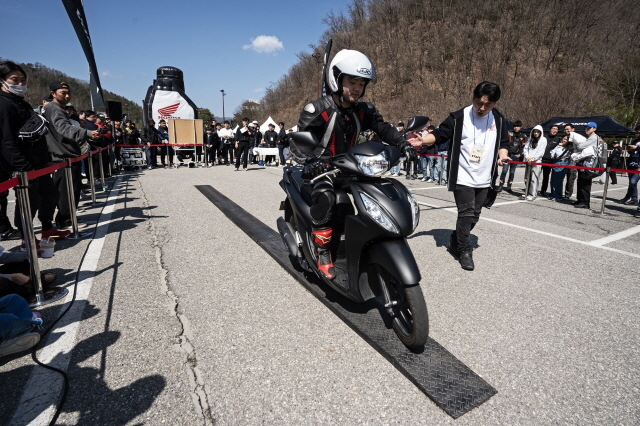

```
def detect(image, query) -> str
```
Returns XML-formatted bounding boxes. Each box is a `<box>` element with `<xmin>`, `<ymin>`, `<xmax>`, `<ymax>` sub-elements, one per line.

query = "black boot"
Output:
<box><xmin>506</xmin><ymin>181</ymin><xmax>512</xmax><ymax>192</ymax></box>
<box><xmin>496</xmin><ymin>181</ymin><xmax>504</xmax><ymax>192</ymax></box>
<box><xmin>459</xmin><ymin>250</ymin><xmax>475</xmax><ymax>271</ymax></box>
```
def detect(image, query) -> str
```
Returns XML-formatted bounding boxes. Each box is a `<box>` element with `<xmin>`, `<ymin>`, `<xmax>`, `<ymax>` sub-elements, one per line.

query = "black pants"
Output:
<box><xmin>160</xmin><ymin>145</ymin><xmax>174</xmax><ymax>165</ymax></box>
<box><xmin>453</xmin><ymin>185</ymin><xmax>489</xmax><ymax>253</ymax></box>
<box><xmin>565</xmin><ymin>169</ymin><xmax>577</xmax><ymax>198</ymax></box>
<box><xmin>145</xmin><ymin>145</ymin><xmax>157</xmax><ymax>167</ymax></box>
<box><xmin>540</xmin><ymin>163</ymin><xmax>552</xmax><ymax>194</ymax></box>
<box><xmin>608</xmin><ymin>170</ymin><xmax>618</xmax><ymax>185</ymax></box>
<box><xmin>235</xmin><ymin>142</ymin><xmax>250</xmax><ymax>169</ymax></box>
<box><xmin>205</xmin><ymin>146</ymin><xmax>217</xmax><ymax>163</ymax></box>
<box><xmin>576</xmin><ymin>175</ymin><xmax>592</xmax><ymax>206</ymax></box>
<box><xmin>221</xmin><ymin>143</ymin><xmax>234</xmax><ymax>164</ymax></box>
<box><xmin>53</xmin><ymin>162</ymin><xmax>81</xmax><ymax>226</ymax></box>
<box><xmin>14</xmin><ymin>173</ymin><xmax>58</xmax><ymax>233</ymax></box>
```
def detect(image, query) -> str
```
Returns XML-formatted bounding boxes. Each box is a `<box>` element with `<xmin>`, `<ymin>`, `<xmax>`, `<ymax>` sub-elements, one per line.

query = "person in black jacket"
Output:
<box><xmin>410</xmin><ymin>81</ymin><xmax>509</xmax><ymax>271</ymax></box>
<box><xmin>203</xmin><ymin>126</ymin><xmax>218</xmax><ymax>165</ymax></box>
<box><xmin>264</xmin><ymin>123</ymin><xmax>279</xmax><ymax>165</ymax></box>
<box><xmin>141</xmin><ymin>120</ymin><xmax>162</xmax><ymax>169</ymax></box>
<box><xmin>540</xmin><ymin>125</ymin><xmax>560</xmax><ymax>196</ymax></box>
<box><xmin>277</xmin><ymin>121</ymin><xmax>288</xmax><ymax>166</ymax></box>
<box><xmin>497</xmin><ymin>120</ymin><xmax>525</xmax><ymax>192</ymax></box>
<box><xmin>296</xmin><ymin>50</ymin><xmax>406</xmax><ymax>279</ymax></box>
<box><xmin>234</xmin><ymin>118</ymin><xmax>253</xmax><ymax>170</ymax></box>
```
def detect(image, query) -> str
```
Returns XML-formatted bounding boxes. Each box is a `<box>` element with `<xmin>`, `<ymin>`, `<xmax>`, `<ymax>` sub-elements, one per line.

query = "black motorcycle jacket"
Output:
<box><xmin>508</xmin><ymin>130</ymin><xmax>525</xmax><ymax>156</ymax></box>
<box><xmin>297</xmin><ymin>95</ymin><xmax>405</xmax><ymax>160</ymax></box>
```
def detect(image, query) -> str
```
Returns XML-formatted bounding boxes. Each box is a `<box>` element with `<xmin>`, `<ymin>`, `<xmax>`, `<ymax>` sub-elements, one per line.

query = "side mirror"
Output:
<box><xmin>405</xmin><ymin>116</ymin><xmax>430</xmax><ymax>133</ymax></box>
<box><xmin>288</xmin><ymin>131</ymin><xmax>321</xmax><ymax>159</ymax></box>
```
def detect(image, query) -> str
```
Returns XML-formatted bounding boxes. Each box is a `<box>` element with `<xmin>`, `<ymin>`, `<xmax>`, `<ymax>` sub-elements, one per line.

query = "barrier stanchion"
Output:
<box><xmin>599</xmin><ymin>167</ymin><xmax>611</xmax><ymax>215</ymax></box>
<box><xmin>65</xmin><ymin>160</ymin><xmax>92</xmax><ymax>240</ymax></box>
<box><xmin>16</xmin><ymin>172</ymin><xmax>68</xmax><ymax>307</ymax></box>
<box><xmin>97</xmin><ymin>149</ymin><xmax>107</xmax><ymax>190</ymax></box>
<box><xmin>87</xmin><ymin>150</ymin><xmax>97</xmax><ymax>204</ymax></box>
<box><xmin>439</xmin><ymin>154</ymin><xmax>445</xmax><ymax>185</ymax></box>
<box><xmin>106</xmin><ymin>145</ymin><xmax>113</xmax><ymax>178</ymax></box>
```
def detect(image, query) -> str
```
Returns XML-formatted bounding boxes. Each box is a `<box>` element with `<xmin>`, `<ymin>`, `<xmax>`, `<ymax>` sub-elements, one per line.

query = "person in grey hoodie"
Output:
<box><xmin>520</xmin><ymin>125</ymin><xmax>547</xmax><ymax>201</ymax></box>
<box><xmin>43</xmin><ymin>81</ymin><xmax>100</xmax><ymax>228</ymax></box>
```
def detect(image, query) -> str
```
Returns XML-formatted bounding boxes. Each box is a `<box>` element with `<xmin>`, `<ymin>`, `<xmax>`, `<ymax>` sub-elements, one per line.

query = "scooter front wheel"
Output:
<box><xmin>376</xmin><ymin>265</ymin><xmax>429</xmax><ymax>349</ymax></box>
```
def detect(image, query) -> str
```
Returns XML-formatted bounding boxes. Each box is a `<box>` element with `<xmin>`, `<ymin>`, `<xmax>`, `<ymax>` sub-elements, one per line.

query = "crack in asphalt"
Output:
<box><xmin>138</xmin><ymin>178</ymin><xmax>215</xmax><ymax>426</ymax></box>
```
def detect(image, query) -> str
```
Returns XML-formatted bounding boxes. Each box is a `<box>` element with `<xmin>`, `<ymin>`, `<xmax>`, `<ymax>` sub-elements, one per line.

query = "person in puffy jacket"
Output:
<box><xmin>520</xmin><ymin>125</ymin><xmax>547</xmax><ymax>201</ymax></box>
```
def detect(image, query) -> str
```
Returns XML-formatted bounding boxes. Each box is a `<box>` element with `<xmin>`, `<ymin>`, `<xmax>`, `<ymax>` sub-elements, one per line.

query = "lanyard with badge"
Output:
<box><xmin>470</xmin><ymin>112</ymin><xmax>489</xmax><ymax>162</ymax></box>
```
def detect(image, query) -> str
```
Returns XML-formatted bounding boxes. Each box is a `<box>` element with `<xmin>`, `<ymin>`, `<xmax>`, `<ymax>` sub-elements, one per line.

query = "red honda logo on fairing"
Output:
<box><xmin>158</xmin><ymin>103</ymin><xmax>180</xmax><ymax>116</ymax></box>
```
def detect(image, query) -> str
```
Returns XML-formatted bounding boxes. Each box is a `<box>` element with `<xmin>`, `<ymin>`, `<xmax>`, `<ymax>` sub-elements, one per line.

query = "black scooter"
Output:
<box><xmin>277</xmin><ymin>117</ymin><xmax>429</xmax><ymax>348</ymax></box>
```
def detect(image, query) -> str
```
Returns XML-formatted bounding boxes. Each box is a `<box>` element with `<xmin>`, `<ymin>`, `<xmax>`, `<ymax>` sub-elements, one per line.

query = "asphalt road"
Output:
<box><xmin>1</xmin><ymin>164</ymin><xmax>639</xmax><ymax>425</ymax></box>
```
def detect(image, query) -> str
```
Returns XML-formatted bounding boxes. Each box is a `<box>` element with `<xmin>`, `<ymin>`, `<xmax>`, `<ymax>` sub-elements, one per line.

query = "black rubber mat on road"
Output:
<box><xmin>196</xmin><ymin>185</ymin><xmax>497</xmax><ymax>418</ymax></box>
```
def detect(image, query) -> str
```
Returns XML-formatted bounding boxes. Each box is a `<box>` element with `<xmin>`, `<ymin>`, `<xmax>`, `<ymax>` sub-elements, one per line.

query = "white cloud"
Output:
<box><xmin>253</xmin><ymin>88</ymin><xmax>264</xmax><ymax>93</ymax></box>
<box><xmin>101</xmin><ymin>70</ymin><xmax>120</xmax><ymax>78</ymax></box>
<box><xmin>242</xmin><ymin>35</ymin><xmax>284</xmax><ymax>54</ymax></box>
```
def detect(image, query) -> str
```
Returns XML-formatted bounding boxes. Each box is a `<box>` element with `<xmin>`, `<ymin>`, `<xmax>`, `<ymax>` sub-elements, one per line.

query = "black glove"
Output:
<box><xmin>403</xmin><ymin>143</ymin><xmax>417</xmax><ymax>162</ymax></box>
<box><xmin>303</xmin><ymin>159</ymin><xmax>330</xmax><ymax>179</ymax></box>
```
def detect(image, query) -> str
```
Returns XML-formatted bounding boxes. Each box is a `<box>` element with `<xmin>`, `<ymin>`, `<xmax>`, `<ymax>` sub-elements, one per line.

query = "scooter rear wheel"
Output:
<box><xmin>376</xmin><ymin>266</ymin><xmax>428</xmax><ymax>349</ymax></box>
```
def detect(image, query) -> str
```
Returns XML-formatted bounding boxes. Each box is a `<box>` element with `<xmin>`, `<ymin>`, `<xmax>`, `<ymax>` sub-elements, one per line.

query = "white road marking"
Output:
<box><xmin>416</xmin><ymin>200</ymin><xmax>640</xmax><ymax>259</ymax></box>
<box><xmin>587</xmin><ymin>225</ymin><xmax>640</xmax><ymax>247</ymax></box>
<box><xmin>490</xmin><ymin>200</ymin><xmax>527</xmax><ymax>207</ymax></box>
<box><xmin>9</xmin><ymin>176</ymin><xmax>123</xmax><ymax>426</ymax></box>
<box><xmin>408</xmin><ymin>186</ymin><xmax>447</xmax><ymax>191</ymax></box>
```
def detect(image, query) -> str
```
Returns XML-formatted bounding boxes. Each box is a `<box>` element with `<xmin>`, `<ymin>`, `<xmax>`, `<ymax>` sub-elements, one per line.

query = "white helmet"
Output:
<box><xmin>326</xmin><ymin>49</ymin><xmax>377</xmax><ymax>98</ymax></box>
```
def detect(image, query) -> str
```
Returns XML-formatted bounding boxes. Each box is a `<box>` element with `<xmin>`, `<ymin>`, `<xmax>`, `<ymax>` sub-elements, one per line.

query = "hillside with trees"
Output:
<box><xmin>2</xmin><ymin>58</ymin><xmax>143</xmax><ymax>124</ymax></box>
<box><xmin>259</xmin><ymin>0</ymin><xmax>640</xmax><ymax>129</ymax></box>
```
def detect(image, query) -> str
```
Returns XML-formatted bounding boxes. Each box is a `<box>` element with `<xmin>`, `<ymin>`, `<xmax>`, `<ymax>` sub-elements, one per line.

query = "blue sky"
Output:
<box><xmin>2</xmin><ymin>0</ymin><xmax>350</xmax><ymax>117</ymax></box>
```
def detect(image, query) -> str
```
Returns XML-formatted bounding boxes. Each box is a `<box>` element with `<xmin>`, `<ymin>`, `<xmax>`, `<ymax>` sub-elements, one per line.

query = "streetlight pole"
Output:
<box><xmin>220</xmin><ymin>90</ymin><xmax>226</xmax><ymax>122</ymax></box>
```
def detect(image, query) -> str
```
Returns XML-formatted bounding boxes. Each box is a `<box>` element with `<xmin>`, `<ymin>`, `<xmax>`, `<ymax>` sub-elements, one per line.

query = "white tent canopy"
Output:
<box><xmin>259</xmin><ymin>116</ymin><xmax>280</xmax><ymax>134</ymax></box>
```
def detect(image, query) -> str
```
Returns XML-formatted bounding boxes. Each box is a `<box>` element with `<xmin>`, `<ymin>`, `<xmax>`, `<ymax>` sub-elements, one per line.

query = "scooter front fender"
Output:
<box><xmin>367</xmin><ymin>239</ymin><xmax>422</xmax><ymax>286</ymax></box>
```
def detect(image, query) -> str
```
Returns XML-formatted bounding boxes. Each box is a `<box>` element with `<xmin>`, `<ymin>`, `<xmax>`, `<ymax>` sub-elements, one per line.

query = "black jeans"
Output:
<box><xmin>576</xmin><ymin>175</ymin><xmax>592</xmax><ymax>206</ymax></box>
<box><xmin>53</xmin><ymin>162</ymin><xmax>81</xmax><ymax>227</ymax></box>
<box><xmin>540</xmin><ymin>162</ymin><xmax>552</xmax><ymax>194</ymax></box>
<box><xmin>221</xmin><ymin>143</ymin><xmax>234</xmax><ymax>164</ymax></box>
<box><xmin>453</xmin><ymin>185</ymin><xmax>489</xmax><ymax>252</ymax></box>
<box><xmin>160</xmin><ymin>145</ymin><xmax>174</xmax><ymax>165</ymax></box>
<box><xmin>565</xmin><ymin>169</ymin><xmax>577</xmax><ymax>198</ymax></box>
<box><xmin>235</xmin><ymin>142</ymin><xmax>250</xmax><ymax>169</ymax></box>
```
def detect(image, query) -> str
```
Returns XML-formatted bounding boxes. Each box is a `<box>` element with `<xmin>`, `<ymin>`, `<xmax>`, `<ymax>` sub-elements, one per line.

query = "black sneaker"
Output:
<box><xmin>459</xmin><ymin>250</ymin><xmax>474</xmax><ymax>271</ymax></box>
<box><xmin>1</xmin><ymin>228</ymin><xmax>22</xmax><ymax>240</ymax></box>
<box><xmin>574</xmin><ymin>203</ymin><xmax>590</xmax><ymax>209</ymax></box>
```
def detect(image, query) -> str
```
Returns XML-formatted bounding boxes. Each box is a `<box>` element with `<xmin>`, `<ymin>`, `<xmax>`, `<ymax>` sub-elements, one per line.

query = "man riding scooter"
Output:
<box><xmin>297</xmin><ymin>49</ymin><xmax>410</xmax><ymax>279</ymax></box>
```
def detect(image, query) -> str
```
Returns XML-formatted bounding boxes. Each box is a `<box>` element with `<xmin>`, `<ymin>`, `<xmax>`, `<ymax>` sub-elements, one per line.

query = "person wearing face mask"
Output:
<box><xmin>0</xmin><ymin>61</ymin><xmax>72</xmax><ymax>241</ymax></box>
<box><xmin>410</xmin><ymin>81</ymin><xmax>510</xmax><ymax>271</ymax></box>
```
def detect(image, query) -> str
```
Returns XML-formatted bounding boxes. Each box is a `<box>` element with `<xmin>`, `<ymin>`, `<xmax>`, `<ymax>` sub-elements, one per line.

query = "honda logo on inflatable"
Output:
<box><xmin>158</xmin><ymin>103</ymin><xmax>180</xmax><ymax>117</ymax></box>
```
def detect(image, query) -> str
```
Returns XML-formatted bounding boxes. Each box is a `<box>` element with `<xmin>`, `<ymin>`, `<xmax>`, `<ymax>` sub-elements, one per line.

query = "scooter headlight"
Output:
<box><xmin>359</xmin><ymin>192</ymin><xmax>399</xmax><ymax>234</ymax></box>
<box><xmin>355</xmin><ymin>152</ymin><xmax>389</xmax><ymax>176</ymax></box>
<box><xmin>407</xmin><ymin>192</ymin><xmax>420</xmax><ymax>231</ymax></box>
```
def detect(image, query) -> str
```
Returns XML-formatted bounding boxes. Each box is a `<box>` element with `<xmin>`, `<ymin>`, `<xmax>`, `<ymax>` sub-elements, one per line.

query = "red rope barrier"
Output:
<box><xmin>26</xmin><ymin>162</ymin><xmax>67</xmax><ymax>180</ymax></box>
<box><xmin>0</xmin><ymin>177</ymin><xmax>19</xmax><ymax>193</ymax></box>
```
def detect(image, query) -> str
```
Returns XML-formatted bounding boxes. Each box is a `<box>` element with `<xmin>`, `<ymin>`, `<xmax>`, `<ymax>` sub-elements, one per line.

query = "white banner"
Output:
<box><xmin>151</xmin><ymin>90</ymin><xmax>195</xmax><ymax>121</ymax></box>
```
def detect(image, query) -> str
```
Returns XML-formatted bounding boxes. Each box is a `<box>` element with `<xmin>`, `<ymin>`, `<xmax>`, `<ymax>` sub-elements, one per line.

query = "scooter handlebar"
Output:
<box><xmin>309</xmin><ymin>168</ymin><xmax>341</xmax><ymax>183</ymax></box>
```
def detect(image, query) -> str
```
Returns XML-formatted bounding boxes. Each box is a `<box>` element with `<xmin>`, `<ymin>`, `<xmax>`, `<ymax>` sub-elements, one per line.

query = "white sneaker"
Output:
<box><xmin>420</xmin><ymin>177</ymin><xmax>427</xmax><ymax>181</ymax></box>
<box><xmin>0</xmin><ymin>332</ymin><xmax>40</xmax><ymax>357</ymax></box>
<box><xmin>234</xmin><ymin>167</ymin><xmax>239</xmax><ymax>171</ymax></box>
<box><xmin>243</xmin><ymin>168</ymin><xmax>247</xmax><ymax>171</ymax></box>
<box><xmin>526</xmin><ymin>195</ymin><xmax>536</xmax><ymax>201</ymax></box>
